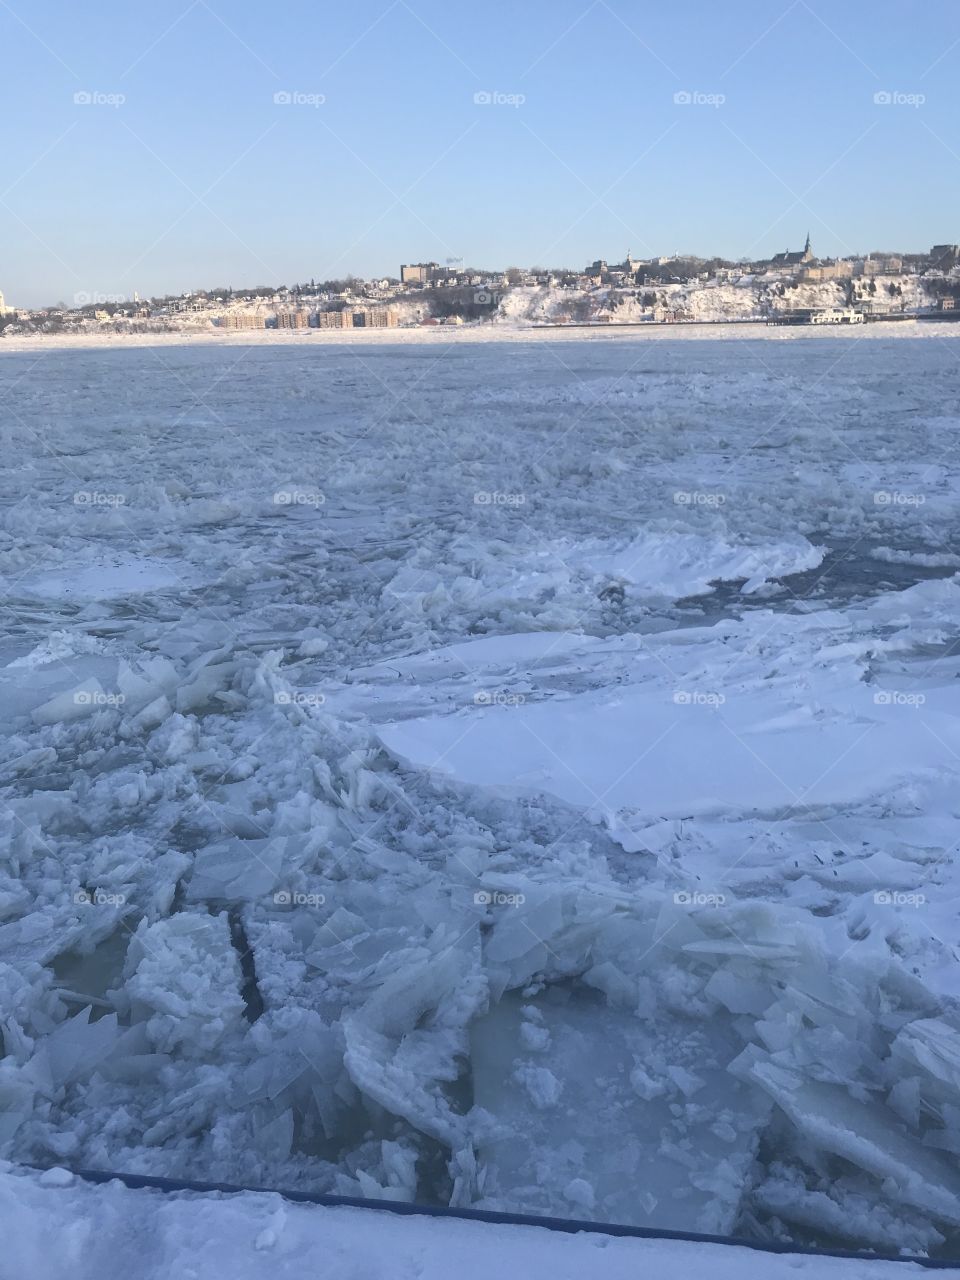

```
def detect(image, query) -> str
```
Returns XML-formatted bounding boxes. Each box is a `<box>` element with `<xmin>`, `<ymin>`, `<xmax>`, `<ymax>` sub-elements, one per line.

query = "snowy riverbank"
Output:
<box><xmin>2</xmin><ymin>317</ymin><xmax>960</xmax><ymax>354</ymax></box>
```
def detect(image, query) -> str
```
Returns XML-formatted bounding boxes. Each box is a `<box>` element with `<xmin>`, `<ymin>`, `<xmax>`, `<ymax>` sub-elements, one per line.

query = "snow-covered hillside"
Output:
<box><xmin>496</xmin><ymin>272</ymin><xmax>933</xmax><ymax>325</ymax></box>
<box><xmin>3</xmin><ymin>270</ymin><xmax>947</xmax><ymax>340</ymax></box>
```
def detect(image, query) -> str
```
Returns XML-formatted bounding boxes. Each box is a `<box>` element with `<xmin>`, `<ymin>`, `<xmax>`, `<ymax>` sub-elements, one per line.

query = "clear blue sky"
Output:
<box><xmin>2</xmin><ymin>0</ymin><xmax>959</xmax><ymax>306</ymax></box>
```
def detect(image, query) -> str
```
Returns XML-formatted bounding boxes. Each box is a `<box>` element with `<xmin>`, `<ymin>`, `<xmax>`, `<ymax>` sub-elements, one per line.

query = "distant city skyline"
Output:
<box><xmin>10</xmin><ymin>234</ymin><xmax>960</xmax><ymax>313</ymax></box>
<box><xmin>3</xmin><ymin>0</ymin><xmax>960</xmax><ymax>307</ymax></box>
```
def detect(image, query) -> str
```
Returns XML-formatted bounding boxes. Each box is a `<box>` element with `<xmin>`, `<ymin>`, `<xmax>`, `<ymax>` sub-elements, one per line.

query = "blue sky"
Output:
<box><xmin>2</xmin><ymin>0</ymin><xmax>959</xmax><ymax>306</ymax></box>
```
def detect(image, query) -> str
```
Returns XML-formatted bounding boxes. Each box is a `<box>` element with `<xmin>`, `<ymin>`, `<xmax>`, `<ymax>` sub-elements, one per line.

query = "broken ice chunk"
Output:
<box><xmin>743</xmin><ymin>1058</ymin><xmax>960</xmax><ymax>1227</ymax></box>
<box><xmin>519</xmin><ymin>1020</ymin><xmax>551</xmax><ymax>1052</ymax></box>
<box><xmin>39</xmin><ymin>1006</ymin><xmax>119</xmax><ymax>1086</ymax></box>
<box><xmin>119</xmin><ymin>913</ymin><xmax>245</xmax><ymax>1056</ymax></box>
<box><xmin>512</xmin><ymin>1062</ymin><xmax>562</xmax><ymax>1109</ymax></box>
<box><xmin>630</xmin><ymin>1063</ymin><xmax>667</xmax><ymax>1101</ymax></box>
<box><xmin>705</xmin><ymin>968</ymin><xmax>774</xmax><ymax>1017</ymax></box>
<box><xmin>342</xmin><ymin>945</ymin><xmax>483</xmax><ymax>1147</ymax></box>
<box><xmin>186</xmin><ymin>838</ymin><xmax>285</xmax><ymax>903</ymax></box>
<box><xmin>563</xmin><ymin>1178</ymin><xmax>596</xmax><ymax>1212</ymax></box>
<box><xmin>667</xmin><ymin>1065</ymin><xmax>705</xmax><ymax>1098</ymax></box>
<box><xmin>32</xmin><ymin>680</ymin><xmax>112</xmax><ymax>726</ymax></box>
<box><xmin>484</xmin><ymin>893</ymin><xmax>565</xmax><ymax>968</ymax></box>
<box><xmin>891</xmin><ymin>1017</ymin><xmax>960</xmax><ymax>1097</ymax></box>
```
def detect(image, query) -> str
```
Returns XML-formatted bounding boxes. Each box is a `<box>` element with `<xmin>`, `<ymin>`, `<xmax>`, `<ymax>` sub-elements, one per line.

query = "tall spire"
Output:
<box><xmin>804</xmin><ymin>230</ymin><xmax>811</xmax><ymax>254</ymax></box>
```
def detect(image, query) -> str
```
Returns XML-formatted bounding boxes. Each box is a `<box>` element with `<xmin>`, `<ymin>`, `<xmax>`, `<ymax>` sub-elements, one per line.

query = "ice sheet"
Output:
<box><xmin>4</xmin><ymin>336</ymin><xmax>960</xmax><ymax>1254</ymax></box>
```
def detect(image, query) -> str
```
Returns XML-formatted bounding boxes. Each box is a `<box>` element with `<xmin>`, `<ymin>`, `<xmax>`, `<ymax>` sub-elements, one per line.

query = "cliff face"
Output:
<box><xmin>494</xmin><ymin>272</ymin><xmax>938</xmax><ymax>324</ymax></box>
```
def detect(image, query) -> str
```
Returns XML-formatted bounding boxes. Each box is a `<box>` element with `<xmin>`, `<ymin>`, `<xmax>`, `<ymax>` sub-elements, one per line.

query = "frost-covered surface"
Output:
<box><xmin>3</xmin><ymin>1166</ymin><xmax>943</xmax><ymax>1280</ymax></box>
<box><xmin>3</xmin><ymin>332</ymin><xmax>960</xmax><ymax>1256</ymax></box>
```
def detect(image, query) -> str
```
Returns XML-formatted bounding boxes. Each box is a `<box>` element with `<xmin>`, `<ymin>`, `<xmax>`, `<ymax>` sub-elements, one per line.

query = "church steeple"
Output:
<box><xmin>804</xmin><ymin>231</ymin><xmax>811</xmax><ymax>255</ymax></box>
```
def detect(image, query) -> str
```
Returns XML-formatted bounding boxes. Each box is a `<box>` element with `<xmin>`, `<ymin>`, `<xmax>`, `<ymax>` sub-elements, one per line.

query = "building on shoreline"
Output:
<box><xmin>769</xmin><ymin>234</ymin><xmax>814</xmax><ymax>269</ymax></box>
<box><xmin>400</xmin><ymin>263</ymin><xmax>440</xmax><ymax>286</ymax></box>
<box><xmin>217</xmin><ymin>306</ymin><xmax>398</xmax><ymax>331</ymax></box>
<box><xmin>277</xmin><ymin>310</ymin><xmax>309</xmax><ymax>329</ymax></box>
<box><xmin>931</xmin><ymin>245</ymin><xmax>960</xmax><ymax>271</ymax></box>
<box><xmin>219</xmin><ymin>312</ymin><xmax>263</xmax><ymax>329</ymax></box>
<box><xmin>858</xmin><ymin>255</ymin><xmax>903</xmax><ymax>276</ymax></box>
<box><xmin>800</xmin><ymin>260</ymin><xmax>854</xmax><ymax>282</ymax></box>
<box><xmin>315</xmin><ymin>307</ymin><xmax>398</xmax><ymax>329</ymax></box>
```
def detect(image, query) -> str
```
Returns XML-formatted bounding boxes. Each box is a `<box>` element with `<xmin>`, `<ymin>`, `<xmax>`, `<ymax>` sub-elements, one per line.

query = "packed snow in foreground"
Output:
<box><xmin>3</xmin><ymin>333</ymin><xmax>960</xmax><ymax>1257</ymax></box>
<box><xmin>0</xmin><ymin>1165</ymin><xmax>944</xmax><ymax>1280</ymax></box>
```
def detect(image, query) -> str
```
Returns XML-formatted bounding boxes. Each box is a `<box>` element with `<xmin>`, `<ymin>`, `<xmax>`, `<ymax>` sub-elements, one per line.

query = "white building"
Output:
<box><xmin>0</xmin><ymin>290</ymin><xmax>10</xmax><ymax>315</ymax></box>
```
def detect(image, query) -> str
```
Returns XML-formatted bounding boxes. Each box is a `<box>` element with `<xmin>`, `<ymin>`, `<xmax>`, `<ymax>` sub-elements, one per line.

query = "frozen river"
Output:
<box><xmin>3</xmin><ymin>331</ymin><xmax>960</xmax><ymax>1255</ymax></box>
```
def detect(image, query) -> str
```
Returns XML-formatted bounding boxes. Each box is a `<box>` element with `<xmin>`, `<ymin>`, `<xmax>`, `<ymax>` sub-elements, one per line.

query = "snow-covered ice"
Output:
<box><xmin>0</xmin><ymin>1162</ymin><xmax>940</xmax><ymax>1280</ymax></box>
<box><xmin>3</xmin><ymin>330</ymin><xmax>960</xmax><ymax>1257</ymax></box>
